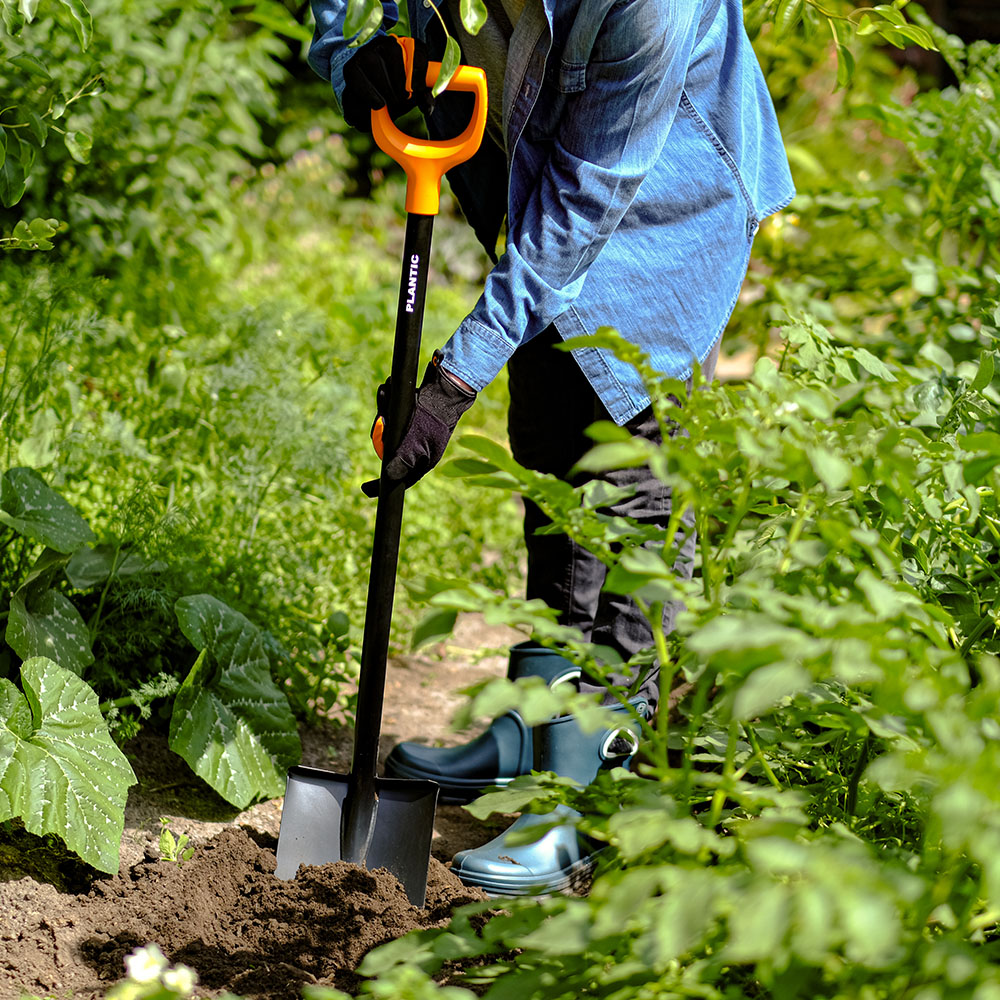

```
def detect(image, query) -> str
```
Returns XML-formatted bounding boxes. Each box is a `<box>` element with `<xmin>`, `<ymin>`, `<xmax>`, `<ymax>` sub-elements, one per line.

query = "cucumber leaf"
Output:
<box><xmin>0</xmin><ymin>657</ymin><xmax>136</xmax><ymax>873</ymax></box>
<box><xmin>6</xmin><ymin>586</ymin><xmax>94</xmax><ymax>676</ymax></box>
<box><xmin>0</xmin><ymin>467</ymin><xmax>95</xmax><ymax>553</ymax></box>
<box><xmin>65</xmin><ymin>544</ymin><xmax>164</xmax><ymax>589</ymax></box>
<box><xmin>170</xmin><ymin>595</ymin><xmax>300</xmax><ymax>809</ymax></box>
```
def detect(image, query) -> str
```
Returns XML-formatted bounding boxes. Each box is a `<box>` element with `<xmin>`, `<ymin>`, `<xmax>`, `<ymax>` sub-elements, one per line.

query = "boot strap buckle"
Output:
<box><xmin>600</xmin><ymin>727</ymin><xmax>639</xmax><ymax>761</ymax></box>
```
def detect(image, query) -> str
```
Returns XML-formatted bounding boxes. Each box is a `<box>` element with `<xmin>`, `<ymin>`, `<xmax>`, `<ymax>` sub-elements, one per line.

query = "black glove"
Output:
<box><xmin>342</xmin><ymin>35</ymin><xmax>434</xmax><ymax>133</ymax></box>
<box><xmin>362</xmin><ymin>353</ymin><xmax>477</xmax><ymax>497</ymax></box>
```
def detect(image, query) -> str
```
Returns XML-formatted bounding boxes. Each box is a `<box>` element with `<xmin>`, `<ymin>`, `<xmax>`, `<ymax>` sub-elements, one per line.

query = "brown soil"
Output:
<box><xmin>0</xmin><ymin>827</ymin><xmax>487</xmax><ymax>999</ymax></box>
<box><xmin>0</xmin><ymin>614</ymin><xmax>523</xmax><ymax>1000</ymax></box>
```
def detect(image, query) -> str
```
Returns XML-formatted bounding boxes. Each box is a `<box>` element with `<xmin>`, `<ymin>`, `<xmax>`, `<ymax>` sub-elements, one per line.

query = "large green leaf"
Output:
<box><xmin>0</xmin><ymin>467</ymin><xmax>95</xmax><ymax>553</ymax></box>
<box><xmin>6</xmin><ymin>586</ymin><xmax>94</xmax><ymax>676</ymax></box>
<box><xmin>65</xmin><ymin>544</ymin><xmax>163</xmax><ymax>589</ymax></box>
<box><xmin>0</xmin><ymin>657</ymin><xmax>136</xmax><ymax>873</ymax></box>
<box><xmin>170</xmin><ymin>595</ymin><xmax>300</xmax><ymax>809</ymax></box>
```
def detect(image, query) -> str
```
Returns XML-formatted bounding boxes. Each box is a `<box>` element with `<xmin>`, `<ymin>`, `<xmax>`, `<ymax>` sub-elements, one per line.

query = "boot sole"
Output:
<box><xmin>382</xmin><ymin>761</ymin><xmax>516</xmax><ymax>805</ymax></box>
<box><xmin>451</xmin><ymin>855</ymin><xmax>598</xmax><ymax>897</ymax></box>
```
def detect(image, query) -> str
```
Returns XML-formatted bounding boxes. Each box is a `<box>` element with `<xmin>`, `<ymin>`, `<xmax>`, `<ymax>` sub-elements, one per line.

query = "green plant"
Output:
<box><xmin>0</xmin><ymin>655</ymin><xmax>135</xmax><ymax>873</ymax></box>
<box><xmin>0</xmin><ymin>465</ymin><xmax>301</xmax><ymax>872</ymax></box>
<box><xmin>335</xmin><ymin>298</ymin><xmax>1000</xmax><ymax>998</ymax></box>
<box><xmin>0</xmin><ymin>0</ymin><xmax>309</xmax><ymax>318</ymax></box>
<box><xmin>335</xmin><ymin>31</ymin><xmax>1000</xmax><ymax>977</ymax></box>
<box><xmin>738</xmin><ymin>8</ymin><xmax>999</xmax><ymax>373</ymax></box>
<box><xmin>157</xmin><ymin>817</ymin><xmax>194</xmax><ymax>864</ymax></box>
<box><xmin>338</xmin><ymin>0</ymin><xmax>935</xmax><ymax>94</ymax></box>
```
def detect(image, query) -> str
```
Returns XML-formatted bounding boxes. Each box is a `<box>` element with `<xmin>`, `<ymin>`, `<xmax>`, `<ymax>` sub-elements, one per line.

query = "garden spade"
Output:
<box><xmin>275</xmin><ymin>38</ymin><xmax>487</xmax><ymax>907</ymax></box>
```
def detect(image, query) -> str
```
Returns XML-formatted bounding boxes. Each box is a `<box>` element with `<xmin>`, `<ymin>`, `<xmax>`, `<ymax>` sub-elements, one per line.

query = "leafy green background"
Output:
<box><xmin>2</xmin><ymin>0</ymin><xmax>1000</xmax><ymax>997</ymax></box>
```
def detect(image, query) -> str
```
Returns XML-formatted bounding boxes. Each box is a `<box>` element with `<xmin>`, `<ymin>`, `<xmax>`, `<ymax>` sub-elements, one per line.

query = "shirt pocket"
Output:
<box><xmin>524</xmin><ymin>59</ymin><xmax>587</xmax><ymax>143</ymax></box>
<box><xmin>523</xmin><ymin>0</ymin><xmax>646</xmax><ymax>142</ymax></box>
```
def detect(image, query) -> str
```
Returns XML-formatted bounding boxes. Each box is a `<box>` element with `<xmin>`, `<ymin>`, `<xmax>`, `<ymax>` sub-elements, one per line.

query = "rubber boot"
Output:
<box><xmin>450</xmin><ymin>699</ymin><xmax>647</xmax><ymax>896</ymax></box>
<box><xmin>383</xmin><ymin>643</ymin><xmax>581</xmax><ymax>804</ymax></box>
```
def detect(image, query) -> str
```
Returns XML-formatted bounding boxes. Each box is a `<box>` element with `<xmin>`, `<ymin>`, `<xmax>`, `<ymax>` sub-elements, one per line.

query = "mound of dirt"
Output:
<box><xmin>0</xmin><ymin>827</ymin><xmax>488</xmax><ymax>999</ymax></box>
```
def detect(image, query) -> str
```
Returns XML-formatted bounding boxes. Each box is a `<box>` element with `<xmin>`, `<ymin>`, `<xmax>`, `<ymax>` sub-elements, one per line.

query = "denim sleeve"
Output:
<box><xmin>440</xmin><ymin>0</ymin><xmax>702</xmax><ymax>391</ymax></box>
<box><xmin>307</xmin><ymin>0</ymin><xmax>399</xmax><ymax>107</ymax></box>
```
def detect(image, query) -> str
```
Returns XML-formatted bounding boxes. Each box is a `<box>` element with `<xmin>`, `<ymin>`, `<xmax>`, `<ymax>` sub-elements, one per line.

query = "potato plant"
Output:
<box><xmin>341</xmin><ymin>302</ymin><xmax>999</xmax><ymax>997</ymax></box>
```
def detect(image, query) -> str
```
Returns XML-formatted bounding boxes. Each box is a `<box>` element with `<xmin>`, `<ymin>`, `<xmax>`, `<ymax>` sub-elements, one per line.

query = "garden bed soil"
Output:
<box><xmin>0</xmin><ymin>615</ymin><xmax>521</xmax><ymax>999</ymax></box>
<box><xmin>0</xmin><ymin>827</ymin><xmax>488</xmax><ymax>999</ymax></box>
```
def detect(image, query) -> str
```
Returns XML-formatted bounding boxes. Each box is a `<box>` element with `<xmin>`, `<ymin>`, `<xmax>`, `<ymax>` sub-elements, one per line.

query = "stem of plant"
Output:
<box><xmin>90</xmin><ymin>542</ymin><xmax>126</xmax><ymax>639</ymax></box>
<box><xmin>644</xmin><ymin>599</ymin><xmax>674</xmax><ymax>756</ymax></box>
<box><xmin>698</xmin><ymin>507</ymin><xmax>714</xmax><ymax>602</ymax></box>
<box><xmin>707</xmin><ymin>719</ymin><xmax>740</xmax><ymax>830</ymax></box>
<box><xmin>717</xmin><ymin>478</ymin><xmax>754</xmax><ymax>562</ymax></box>
<box><xmin>99</xmin><ymin>693</ymin><xmax>138</xmax><ymax>713</ymax></box>
<box><xmin>745</xmin><ymin>724</ymin><xmax>783</xmax><ymax>790</ymax></box>
<box><xmin>680</xmin><ymin>674</ymin><xmax>711</xmax><ymax>811</ymax></box>
<box><xmin>778</xmin><ymin>493</ymin><xmax>813</xmax><ymax>575</ymax></box>
<box><xmin>844</xmin><ymin>732</ymin><xmax>872</xmax><ymax>816</ymax></box>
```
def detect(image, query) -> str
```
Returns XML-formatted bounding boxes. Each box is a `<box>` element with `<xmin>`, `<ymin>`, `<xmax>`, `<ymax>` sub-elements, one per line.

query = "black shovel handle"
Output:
<box><xmin>342</xmin><ymin>212</ymin><xmax>434</xmax><ymax>863</ymax></box>
<box><xmin>341</xmin><ymin>45</ymin><xmax>487</xmax><ymax>868</ymax></box>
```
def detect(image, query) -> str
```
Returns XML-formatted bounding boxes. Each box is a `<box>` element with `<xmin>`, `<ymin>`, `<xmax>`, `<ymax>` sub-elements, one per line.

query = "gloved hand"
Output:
<box><xmin>363</xmin><ymin>352</ymin><xmax>477</xmax><ymax>497</ymax></box>
<box><xmin>342</xmin><ymin>35</ymin><xmax>434</xmax><ymax>133</ymax></box>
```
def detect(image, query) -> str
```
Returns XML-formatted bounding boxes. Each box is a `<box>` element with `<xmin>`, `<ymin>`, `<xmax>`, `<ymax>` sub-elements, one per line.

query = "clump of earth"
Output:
<box><xmin>0</xmin><ymin>826</ymin><xmax>488</xmax><ymax>999</ymax></box>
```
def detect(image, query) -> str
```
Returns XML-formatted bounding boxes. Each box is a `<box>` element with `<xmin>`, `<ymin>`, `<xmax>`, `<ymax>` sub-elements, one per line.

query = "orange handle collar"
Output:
<box><xmin>371</xmin><ymin>37</ymin><xmax>488</xmax><ymax>216</ymax></box>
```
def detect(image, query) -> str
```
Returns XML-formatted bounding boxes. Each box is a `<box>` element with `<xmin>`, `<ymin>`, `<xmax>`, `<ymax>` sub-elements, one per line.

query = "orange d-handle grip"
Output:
<box><xmin>371</xmin><ymin>36</ymin><xmax>487</xmax><ymax>217</ymax></box>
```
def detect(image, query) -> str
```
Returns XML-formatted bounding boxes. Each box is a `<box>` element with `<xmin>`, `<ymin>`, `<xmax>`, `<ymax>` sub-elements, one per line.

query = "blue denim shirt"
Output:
<box><xmin>309</xmin><ymin>0</ymin><xmax>794</xmax><ymax>424</ymax></box>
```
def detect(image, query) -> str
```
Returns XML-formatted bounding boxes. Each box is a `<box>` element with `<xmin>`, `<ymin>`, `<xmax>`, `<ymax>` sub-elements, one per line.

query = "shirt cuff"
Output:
<box><xmin>438</xmin><ymin>316</ymin><xmax>519</xmax><ymax>392</ymax></box>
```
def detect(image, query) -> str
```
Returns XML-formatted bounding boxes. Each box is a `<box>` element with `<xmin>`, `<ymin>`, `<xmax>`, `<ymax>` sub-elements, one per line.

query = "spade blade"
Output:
<box><xmin>275</xmin><ymin>764</ymin><xmax>439</xmax><ymax>907</ymax></box>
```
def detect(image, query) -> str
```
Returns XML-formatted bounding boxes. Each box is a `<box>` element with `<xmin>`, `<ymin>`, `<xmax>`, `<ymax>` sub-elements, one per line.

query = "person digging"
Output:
<box><xmin>307</xmin><ymin>0</ymin><xmax>794</xmax><ymax>895</ymax></box>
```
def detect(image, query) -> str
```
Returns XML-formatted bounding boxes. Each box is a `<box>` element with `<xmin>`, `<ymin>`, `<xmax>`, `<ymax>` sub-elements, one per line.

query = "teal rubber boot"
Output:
<box><xmin>450</xmin><ymin>699</ymin><xmax>647</xmax><ymax>896</ymax></box>
<box><xmin>383</xmin><ymin>643</ymin><xmax>580</xmax><ymax>804</ymax></box>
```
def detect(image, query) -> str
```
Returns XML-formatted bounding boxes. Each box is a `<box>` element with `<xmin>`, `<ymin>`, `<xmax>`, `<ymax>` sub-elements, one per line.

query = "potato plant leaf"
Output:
<box><xmin>63</xmin><ymin>129</ymin><xmax>91</xmax><ymax>164</ymax></box>
<box><xmin>411</xmin><ymin>607</ymin><xmax>457</xmax><ymax>650</ymax></box>
<box><xmin>8</xmin><ymin>51</ymin><xmax>50</xmax><ymax>78</ymax></box>
<box><xmin>971</xmin><ymin>351</ymin><xmax>995</xmax><ymax>393</ymax></box>
<box><xmin>0</xmin><ymin>467</ymin><xmax>96</xmax><ymax>552</ymax></box>
<box><xmin>0</xmin><ymin>657</ymin><xmax>136</xmax><ymax>873</ymax></box>
<box><xmin>170</xmin><ymin>595</ymin><xmax>300</xmax><ymax>809</ymax></box>
<box><xmin>6</xmin><ymin>586</ymin><xmax>94</xmax><ymax>675</ymax></box>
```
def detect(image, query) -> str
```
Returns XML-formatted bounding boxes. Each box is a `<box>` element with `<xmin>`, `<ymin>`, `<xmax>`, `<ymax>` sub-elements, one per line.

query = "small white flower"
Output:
<box><xmin>162</xmin><ymin>964</ymin><xmax>199</xmax><ymax>995</ymax></box>
<box><xmin>124</xmin><ymin>944</ymin><xmax>167</xmax><ymax>984</ymax></box>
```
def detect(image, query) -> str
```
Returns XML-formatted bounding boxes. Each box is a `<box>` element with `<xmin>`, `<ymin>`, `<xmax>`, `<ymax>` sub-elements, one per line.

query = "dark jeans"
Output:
<box><xmin>507</xmin><ymin>327</ymin><xmax>720</xmax><ymax>710</ymax></box>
